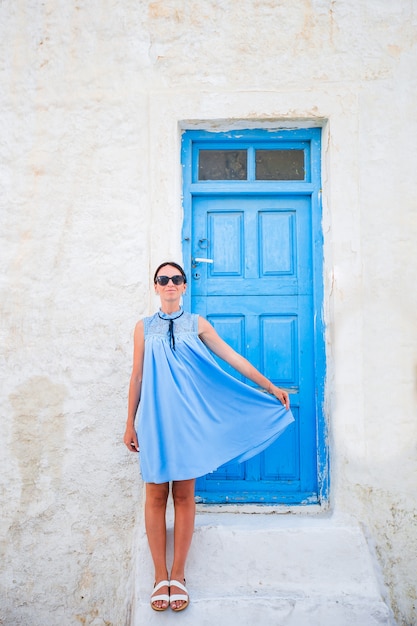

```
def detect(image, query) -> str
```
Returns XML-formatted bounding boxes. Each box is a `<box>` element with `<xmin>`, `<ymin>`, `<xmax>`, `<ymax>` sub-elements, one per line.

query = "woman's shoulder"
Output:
<box><xmin>141</xmin><ymin>312</ymin><xmax>158</xmax><ymax>333</ymax></box>
<box><xmin>184</xmin><ymin>311</ymin><xmax>199</xmax><ymax>320</ymax></box>
<box><xmin>179</xmin><ymin>310</ymin><xmax>199</xmax><ymax>332</ymax></box>
<box><xmin>132</xmin><ymin>313</ymin><xmax>156</xmax><ymax>337</ymax></box>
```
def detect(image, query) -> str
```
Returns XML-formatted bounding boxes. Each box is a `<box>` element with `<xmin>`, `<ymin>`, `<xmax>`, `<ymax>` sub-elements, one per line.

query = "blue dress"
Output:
<box><xmin>137</xmin><ymin>308</ymin><xmax>295</xmax><ymax>484</ymax></box>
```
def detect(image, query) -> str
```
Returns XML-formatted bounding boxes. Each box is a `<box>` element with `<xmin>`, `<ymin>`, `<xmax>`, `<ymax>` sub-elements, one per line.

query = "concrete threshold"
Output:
<box><xmin>130</xmin><ymin>508</ymin><xmax>397</xmax><ymax>626</ymax></box>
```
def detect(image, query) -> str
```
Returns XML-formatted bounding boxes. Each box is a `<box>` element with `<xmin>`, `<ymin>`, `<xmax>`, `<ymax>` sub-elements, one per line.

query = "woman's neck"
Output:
<box><xmin>160</xmin><ymin>304</ymin><xmax>182</xmax><ymax>315</ymax></box>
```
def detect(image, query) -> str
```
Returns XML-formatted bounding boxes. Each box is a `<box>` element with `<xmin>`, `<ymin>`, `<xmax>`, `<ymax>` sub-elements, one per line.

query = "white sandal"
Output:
<box><xmin>150</xmin><ymin>579</ymin><xmax>170</xmax><ymax>611</ymax></box>
<box><xmin>170</xmin><ymin>579</ymin><xmax>189</xmax><ymax>612</ymax></box>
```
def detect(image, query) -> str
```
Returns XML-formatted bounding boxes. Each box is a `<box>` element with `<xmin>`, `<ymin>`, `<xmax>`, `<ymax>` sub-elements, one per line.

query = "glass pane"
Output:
<box><xmin>255</xmin><ymin>149</ymin><xmax>305</xmax><ymax>180</ymax></box>
<box><xmin>198</xmin><ymin>150</ymin><xmax>247</xmax><ymax>180</ymax></box>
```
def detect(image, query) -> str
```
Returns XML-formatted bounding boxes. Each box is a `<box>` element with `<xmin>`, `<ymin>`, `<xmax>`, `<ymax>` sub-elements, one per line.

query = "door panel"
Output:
<box><xmin>259</xmin><ymin>211</ymin><xmax>295</xmax><ymax>275</ymax></box>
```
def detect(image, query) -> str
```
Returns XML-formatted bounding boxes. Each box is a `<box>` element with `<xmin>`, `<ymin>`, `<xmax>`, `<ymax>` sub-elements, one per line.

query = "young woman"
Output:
<box><xmin>124</xmin><ymin>261</ymin><xmax>294</xmax><ymax>612</ymax></box>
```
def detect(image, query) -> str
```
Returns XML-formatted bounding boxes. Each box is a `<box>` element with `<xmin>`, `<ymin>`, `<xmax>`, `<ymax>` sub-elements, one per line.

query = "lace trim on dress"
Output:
<box><xmin>157</xmin><ymin>309</ymin><xmax>185</xmax><ymax>350</ymax></box>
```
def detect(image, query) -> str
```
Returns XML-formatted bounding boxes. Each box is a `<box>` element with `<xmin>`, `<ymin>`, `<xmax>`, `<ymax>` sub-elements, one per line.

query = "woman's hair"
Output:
<box><xmin>153</xmin><ymin>261</ymin><xmax>187</xmax><ymax>284</ymax></box>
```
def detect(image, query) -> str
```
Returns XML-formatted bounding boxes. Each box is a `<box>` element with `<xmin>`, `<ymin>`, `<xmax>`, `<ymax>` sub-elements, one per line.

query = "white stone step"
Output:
<box><xmin>130</xmin><ymin>510</ymin><xmax>396</xmax><ymax>626</ymax></box>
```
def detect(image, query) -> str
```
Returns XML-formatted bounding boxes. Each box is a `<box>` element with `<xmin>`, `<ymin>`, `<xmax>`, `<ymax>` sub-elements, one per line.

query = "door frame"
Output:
<box><xmin>181</xmin><ymin>127</ymin><xmax>329</xmax><ymax>506</ymax></box>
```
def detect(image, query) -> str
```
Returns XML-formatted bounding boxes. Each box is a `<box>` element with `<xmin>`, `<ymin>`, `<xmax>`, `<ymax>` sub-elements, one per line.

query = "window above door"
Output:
<box><xmin>195</xmin><ymin>142</ymin><xmax>310</xmax><ymax>182</ymax></box>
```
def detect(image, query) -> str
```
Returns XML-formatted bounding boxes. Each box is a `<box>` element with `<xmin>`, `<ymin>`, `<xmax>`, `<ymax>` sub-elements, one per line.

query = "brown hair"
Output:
<box><xmin>153</xmin><ymin>261</ymin><xmax>187</xmax><ymax>284</ymax></box>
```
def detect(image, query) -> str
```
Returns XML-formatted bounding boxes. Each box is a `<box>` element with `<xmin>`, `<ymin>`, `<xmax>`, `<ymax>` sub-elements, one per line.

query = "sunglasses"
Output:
<box><xmin>155</xmin><ymin>275</ymin><xmax>185</xmax><ymax>286</ymax></box>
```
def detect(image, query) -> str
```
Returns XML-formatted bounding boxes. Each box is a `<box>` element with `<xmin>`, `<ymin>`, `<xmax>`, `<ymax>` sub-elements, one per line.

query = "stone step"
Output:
<box><xmin>130</xmin><ymin>510</ymin><xmax>396</xmax><ymax>626</ymax></box>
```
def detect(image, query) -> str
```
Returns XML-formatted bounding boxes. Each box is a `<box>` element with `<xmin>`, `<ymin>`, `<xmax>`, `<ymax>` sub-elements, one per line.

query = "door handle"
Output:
<box><xmin>192</xmin><ymin>257</ymin><xmax>214</xmax><ymax>267</ymax></box>
<box><xmin>194</xmin><ymin>257</ymin><xmax>214</xmax><ymax>263</ymax></box>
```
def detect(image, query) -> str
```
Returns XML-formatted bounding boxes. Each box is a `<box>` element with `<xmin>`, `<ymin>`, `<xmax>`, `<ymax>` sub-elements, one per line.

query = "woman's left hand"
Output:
<box><xmin>270</xmin><ymin>385</ymin><xmax>290</xmax><ymax>410</ymax></box>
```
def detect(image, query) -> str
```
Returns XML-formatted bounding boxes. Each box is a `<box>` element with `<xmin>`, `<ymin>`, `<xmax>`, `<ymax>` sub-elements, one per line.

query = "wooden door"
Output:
<box><xmin>181</xmin><ymin>129</ymin><xmax>327</xmax><ymax>504</ymax></box>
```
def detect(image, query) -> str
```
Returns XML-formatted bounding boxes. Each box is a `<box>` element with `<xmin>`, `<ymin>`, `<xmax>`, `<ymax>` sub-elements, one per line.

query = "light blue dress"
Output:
<box><xmin>137</xmin><ymin>308</ymin><xmax>295</xmax><ymax>484</ymax></box>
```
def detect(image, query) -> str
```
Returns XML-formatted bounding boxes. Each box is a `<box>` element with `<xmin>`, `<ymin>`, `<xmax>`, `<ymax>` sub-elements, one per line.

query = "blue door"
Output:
<box><xmin>181</xmin><ymin>129</ymin><xmax>327</xmax><ymax>505</ymax></box>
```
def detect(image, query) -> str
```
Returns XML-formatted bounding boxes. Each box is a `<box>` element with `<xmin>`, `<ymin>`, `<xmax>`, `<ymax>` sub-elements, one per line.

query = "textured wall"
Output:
<box><xmin>1</xmin><ymin>1</ymin><xmax>416</xmax><ymax>625</ymax></box>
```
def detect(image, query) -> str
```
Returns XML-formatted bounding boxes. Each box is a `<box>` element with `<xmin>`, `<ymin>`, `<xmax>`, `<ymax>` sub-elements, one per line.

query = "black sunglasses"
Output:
<box><xmin>155</xmin><ymin>275</ymin><xmax>185</xmax><ymax>286</ymax></box>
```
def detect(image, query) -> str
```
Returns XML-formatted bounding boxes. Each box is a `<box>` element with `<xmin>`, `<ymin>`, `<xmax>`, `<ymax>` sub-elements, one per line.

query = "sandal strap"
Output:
<box><xmin>169</xmin><ymin>579</ymin><xmax>187</xmax><ymax>593</ymax></box>
<box><xmin>152</xmin><ymin>593</ymin><xmax>169</xmax><ymax>603</ymax></box>
<box><xmin>153</xmin><ymin>579</ymin><xmax>170</xmax><ymax>593</ymax></box>
<box><xmin>170</xmin><ymin>593</ymin><xmax>188</xmax><ymax>602</ymax></box>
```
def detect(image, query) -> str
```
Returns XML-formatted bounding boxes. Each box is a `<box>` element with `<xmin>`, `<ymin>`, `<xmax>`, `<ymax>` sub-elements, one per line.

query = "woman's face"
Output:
<box><xmin>154</xmin><ymin>264</ymin><xmax>187</xmax><ymax>304</ymax></box>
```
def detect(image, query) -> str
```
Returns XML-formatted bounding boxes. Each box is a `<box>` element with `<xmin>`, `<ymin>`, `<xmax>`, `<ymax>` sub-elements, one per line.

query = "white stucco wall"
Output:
<box><xmin>1</xmin><ymin>1</ymin><xmax>416</xmax><ymax>625</ymax></box>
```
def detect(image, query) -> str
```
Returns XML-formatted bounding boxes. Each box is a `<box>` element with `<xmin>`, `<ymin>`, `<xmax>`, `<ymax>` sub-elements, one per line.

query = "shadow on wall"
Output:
<box><xmin>9</xmin><ymin>376</ymin><xmax>68</xmax><ymax>517</ymax></box>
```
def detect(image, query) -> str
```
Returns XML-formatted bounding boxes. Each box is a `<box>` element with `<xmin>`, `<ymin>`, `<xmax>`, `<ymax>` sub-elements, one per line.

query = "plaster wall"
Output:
<box><xmin>0</xmin><ymin>1</ymin><xmax>416</xmax><ymax>625</ymax></box>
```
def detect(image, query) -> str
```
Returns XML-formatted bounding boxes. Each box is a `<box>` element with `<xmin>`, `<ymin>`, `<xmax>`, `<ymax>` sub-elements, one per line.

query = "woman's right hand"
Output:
<box><xmin>124</xmin><ymin>425</ymin><xmax>139</xmax><ymax>452</ymax></box>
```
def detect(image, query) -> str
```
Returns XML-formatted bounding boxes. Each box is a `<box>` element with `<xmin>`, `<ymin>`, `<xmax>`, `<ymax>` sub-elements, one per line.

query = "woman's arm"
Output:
<box><xmin>198</xmin><ymin>316</ymin><xmax>290</xmax><ymax>410</ymax></box>
<box><xmin>124</xmin><ymin>320</ymin><xmax>145</xmax><ymax>452</ymax></box>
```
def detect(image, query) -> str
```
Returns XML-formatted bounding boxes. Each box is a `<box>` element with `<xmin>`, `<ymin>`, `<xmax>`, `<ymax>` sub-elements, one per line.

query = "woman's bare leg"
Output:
<box><xmin>170</xmin><ymin>479</ymin><xmax>196</xmax><ymax>610</ymax></box>
<box><xmin>145</xmin><ymin>482</ymin><xmax>170</xmax><ymax>610</ymax></box>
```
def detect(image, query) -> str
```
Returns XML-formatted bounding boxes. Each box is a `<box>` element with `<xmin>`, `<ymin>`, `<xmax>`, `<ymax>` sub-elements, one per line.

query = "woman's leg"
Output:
<box><xmin>170</xmin><ymin>478</ymin><xmax>196</xmax><ymax>610</ymax></box>
<box><xmin>145</xmin><ymin>482</ymin><xmax>170</xmax><ymax>610</ymax></box>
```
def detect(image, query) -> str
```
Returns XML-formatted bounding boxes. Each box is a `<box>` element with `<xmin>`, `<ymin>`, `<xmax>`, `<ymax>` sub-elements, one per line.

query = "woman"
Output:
<box><xmin>124</xmin><ymin>261</ymin><xmax>294</xmax><ymax>612</ymax></box>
